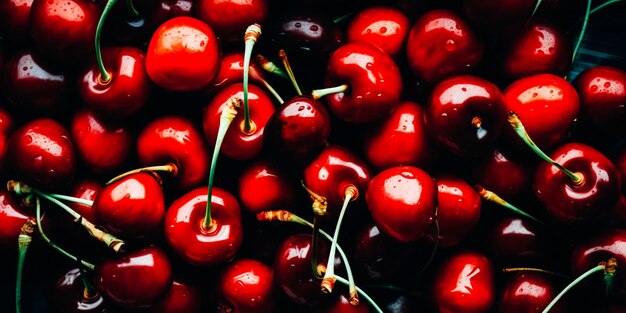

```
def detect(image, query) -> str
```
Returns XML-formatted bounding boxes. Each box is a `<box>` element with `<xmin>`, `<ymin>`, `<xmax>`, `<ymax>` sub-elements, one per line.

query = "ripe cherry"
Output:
<box><xmin>196</xmin><ymin>0</ymin><xmax>268</xmax><ymax>42</ymax></box>
<box><xmin>0</xmin><ymin>190</ymin><xmax>33</xmax><ymax>246</ymax></box>
<box><xmin>324</xmin><ymin>294</ymin><xmax>370</xmax><ymax>313</ymax></box>
<box><xmin>204</xmin><ymin>52</ymin><xmax>264</xmax><ymax>95</ymax></box>
<box><xmin>346</xmin><ymin>6</ymin><xmax>410</xmax><ymax>57</ymax></box>
<box><xmin>490</xmin><ymin>217</ymin><xmax>549</xmax><ymax>266</ymax></box>
<box><xmin>52</xmin><ymin>267</ymin><xmax>106</xmax><ymax>313</ymax></box>
<box><xmin>218</xmin><ymin>258</ymin><xmax>275</xmax><ymax>313</ymax></box>
<box><xmin>151</xmin><ymin>280</ymin><xmax>202</xmax><ymax>313</ymax></box>
<box><xmin>238</xmin><ymin>160</ymin><xmax>297</xmax><ymax>213</ymax></box>
<box><xmin>470</xmin><ymin>148</ymin><xmax>533</xmax><ymax>200</ymax></box>
<box><xmin>499</xmin><ymin>271</ymin><xmax>565</xmax><ymax>313</ymax></box>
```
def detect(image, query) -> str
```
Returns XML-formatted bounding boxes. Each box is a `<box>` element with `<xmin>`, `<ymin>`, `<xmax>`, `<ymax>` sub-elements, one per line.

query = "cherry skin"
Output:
<box><xmin>346</xmin><ymin>6</ymin><xmax>410</xmax><ymax>57</ymax></box>
<box><xmin>498</xmin><ymin>271</ymin><xmax>565</xmax><ymax>313</ymax></box>
<box><xmin>0</xmin><ymin>0</ymin><xmax>33</xmax><ymax>42</ymax></box>
<box><xmin>29</xmin><ymin>0</ymin><xmax>99</xmax><ymax>63</ymax></box>
<box><xmin>533</xmin><ymin>142</ymin><xmax>619</xmax><ymax>224</ymax></box>
<box><xmin>80</xmin><ymin>47</ymin><xmax>151</xmax><ymax>120</ymax></box>
<box><xmin>204</xmin><ymin>52</ymin><xmax>263</xmax><ymax>95</ymax></box>
<box><xmin>0</xmin><ymin>190</ymin><xmax>33</xmax><ymax>246</ymax></box>
<box><xmin>433</xmin><ymin>251</ymin><xmax>495</xmax><ymax>313</ymax></box>
<box><xmin>324</xmin><ymin>42</ymin><xmax>403</xmax><ymax>123</ymax></box>
<box><xmin>52</xmin><ymin>268</ymin><xmax>107</xmax><ymax>313</ymax></box>
<box><xmin>150</xmin><ymin>280</ymin><xmax>202</xmax><ymax>313</ymax></box>
<box><xmin>67</xmin><ymin>179</ymin><xmax>102</xmax><ymax>222</ymax></box>
<box><xmin>574</xmin><ymin>65</ymin><xmax>626</xmax><ymax>135</ymax></box>
<box><xmin>0</xmin><ymin>107</ymin><xmax>13</xmax><ymax>172</ymax></box>
<box><xmin>203</xmin><ymin>83</ymin><xmax>275</xmax><ymax>160</ymax></box>
<box><xmin>503</xmin><ymin>74</ymin><xmax>580</xmax><ymax>151</ymax></box>
<box><xmin>324</xmin><ymin>294</ymin><xmax>369</xmax><ymax>313</ymax></box>
<box><xmin>238</xmin><ymin>160</ymin><xmax>297</xmax><ymax>213</ymax></box>
<box><xmin>462</xmin><ymin>0</ymin><xmax>535</xmax><ymax>36</ymax></box>
<box><xmin>196</xmin><ymin>0</ymin><xmax>267</xmax><ymax>42</ymax></box>
<box><xmin>95</xmin><ymin>246</ymin><xmax>173</xmax><ymax>309</ymax></box>
<box><xmin>490</xmin><ymin>217</ymin><xmax>548</xmax><ymax>266</ymax></box>
<box><xmin>164</xmin><ymin>186</ymin><xmax>243</xmax><ymax>266</ymax></box>
<box><xmin>366</xmin><ymin>166</ymin><xmax>436</xmax><ymax>242</ymax></box>
<box><xmin>93</xmin><ymin>172</ymin><xmax>165</xmax><ymax>240</ymax></box>
<box><xmin>364</xmin><ymin>101</ymin><xmax>433</xmax><ymax>171</ymax></box>
<box><xmin>470</xmin><ymin>148</ymin><xmax>532</xmax><ymax>200</ymax></box>
<box><xmin>137</xmin><ymin>115</ymin><xmax>210</xmax><ymax>190</ymax></box>
<box><xmin>146</xmin><ymin>16</ymin><xmax>220</xmax><ymax>91</ymax></box>
<box><xmin>424</xmin><ymin>75</ymin><xmax>506</xmax><ymax>157</ymax></box>
<box><xmin>406</xmin><ymin>9</ymin><xmax>484</xmax><ymax>85</ymax></box>
<box><xmin>218</xmin><ymin>259</ymin><xmax>275</xmax><ymax>313</ymax></box>
<box><xmin>71</xmin><ymin>109</ymin><xmax>132</xmax><ymax>174</ymax></box>
<box><xmin>2</xmin><ymin>50</ymin><xmax>69</xmax><ymax>114</ymax></box>
<box><xmin>7</xmin><ymin>118</ymin><xmax>76</xmax><ymax>189</ymax></box>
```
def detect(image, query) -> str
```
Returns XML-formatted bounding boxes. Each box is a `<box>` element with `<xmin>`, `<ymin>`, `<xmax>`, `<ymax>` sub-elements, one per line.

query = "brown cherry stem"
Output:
<box><xmin>278</xmin><ymin>49</ymin><xmax>303</xmax><ymax>96</ymax></box>
<box><xmin>15</xmin><ymin>218</ymin><xmax>35</xmax><ymax>313</ymax></box>
<box><xmin>475</xmin><ymin>184</ymin><xmax>543</xmax><ymax>224</ymax></box>
<box><xmin>106</xmin><ymin>163</ymin><xmax>178</xmax><ymax>185</ymax></box>
<box><xmin>256</xmin><ymin>54</ymin><xmax>289</xmax><ymax>79</ymax></box>
<box><xmin>312</xmin><ymin>84</ymin><xmax>349</xmax><ymax>100</ymax></box>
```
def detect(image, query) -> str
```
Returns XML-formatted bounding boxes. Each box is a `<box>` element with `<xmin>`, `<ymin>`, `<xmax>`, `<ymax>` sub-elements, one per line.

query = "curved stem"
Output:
<box><xmin>312</xmin><ymin>84</ymin><xmax>349</xmax><ymax>100</ymax></box>
<box><xmin>249</xmin><ymin>67</ymin><xmax>284</xmax><ymax>104</ymax></box>
<box><xmin>243</xmin><ymin>24</ymin><xmax>262</xmax><ymax>134</ymax></box>
<box><xmin>502</xmin><ymin>268</ymin><xmax>570</xmax><ymax>279</ymax></box>
<box><xmin>590</xmin><ymin>0</ymin><xmax>625</xmax><ymax>15</ymax></box>
<box><xmin>107</xmin><ymin>163</ymin><xmax>178</xmax><ymax>185</ymax></box>
<box><xmin>572</xmin><ymin>0</ymin><xmax>592</xmax><ymax>62</ymax></box>
<box><xmin>126</xmin><ymin>0</ymin><xmax>139</xmax><ymax>18</ymax></box>
<box><xmin>278</xmin><ymin>49</ymin><xmax>303</xmax><ymax>96</ymax></box>
<box><xmin>48</xmin><ymin>194</ymin><xmax>94</xmax><ymax>207</ymax></box>
<box><xmin>508</xmin><ymin>112</ymin><xmax>584</xmax><ymax>184</ymax></box>
<box><xmin>204</xmin><ymin>97</ymin><xmax>242</xmax><ymax>230</ymax></box>
<box><xmin>542</xmin><ymin>263</ymin><xmax>606</xmax><ymax>313</ymax></box>
<box><xmin>256</xmin><ymin>54</ymin><xmax>288</xmax><ymax>79</ymax></box>
<box><xmin>531</xmin><ymin>0</ymin><xmax>543</xmax><ymax>18</ymax></box>
<box><xmin>95</xmin><ymin>0</ymin><xmax>120</xmax><ymax>84</ymax></box>
<box><xmin>335</xmin><ymin>275</ymin><xmax>383</xmax><ymax>313</ymax></box>
<box><xmin>476</xmin><ymin>185</ymin><xmax>543</xmax><ymax>224</ymax></box>
<box><xmin>16</xmin><ymin>219</ymin><xmax>35</xmax><ymax>313</ymax></box>
<box><xmin>417</xmin><ymin>208</ymin><xmax>439</xmax><ymax>276</ymax></box>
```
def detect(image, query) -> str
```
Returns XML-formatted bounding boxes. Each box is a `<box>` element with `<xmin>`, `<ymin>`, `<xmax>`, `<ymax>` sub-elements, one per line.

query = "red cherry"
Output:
<box><xmin>79</xmin><ymin>47</ymin><xmax>151</xmax><ymax>120</ymax></box>
<box><xmin>0</xmin><ymin>107</ymin><xmax>13</xmax><ymax>171</ymax></box>
<box><xmin>324</xmin><ymin>294</ymin><xmax>370</xmax><ymax>313</ymax></box>
<box><xmin>147</xmin><ymin>0</ymin><xmax>195</xmax><ymax>32</ymax></box>
<box><xmin>0</xmin><ymin>0</ymin><xmax>33</xmax><ymax>42</ymax></box>
<box><xmin>470</xmin><ymin>148</ymin><xmax>532</xmax><ymax>200</ymax></box>
<box><xmin>462</xmin><ymin>0</ymin><xmax>535</xmax><ymax>35</ymax></box>
<box><xmin>364</xmin><ymin>101</ymin><xmax>433</xmax><ymax>171</ymax></box>
<box><xmin>146</xmin><ymin>16</ymin><xmax>220</xmax><ymax>91</ymax></box>
<box><xmin>406</xmin><ymin>9</ymin><xmax>484</xmax><ymax>85</ymax></box>
<box><xmin>433</xmin><ymin>251</ymin><xmax>495</xmax><ymax>313</ymax></box>
<box><xmin>490</xmin><ymin>217</ymin><xmax>549</xmax><ymax>266</ymax></box>
<box><xmin>93</xmin><ymin>172</ymin><xmax>165</xmax><ymax>240</ymax></box>
<box><xmin>7</xmin><ymin>118</ymin><xmax>76</xmax><ymax>188</ymax></box>
<box><xmin>498</xmin><ymin>271</ymin><xmax>565</xmax><ymax>313</ymax></box>
<box><xmin>164</xmin><ymin>186</ymin><xmax>243</xmax><ymax>266</ymax></box>
<box><xmin>71</xmin><ymin>109</ymin><xmax>132</xmax><ymax>174</ymax></box>
<box><xmin>204</xmin><ymin>52</ymin><xmax>263</xmax><ymax>95</ymax></box>
<box><xmin>238</xmin><ymin>160</ymin><xmax>297</xmax><ymax>213</ymax></box>
<box><xmin>137</xmin><ymin>115</ymin><xmax>210</xmax><ymax>190</ymax></box>
<box><xmin>53</xmin><ymin>268</ymin><xmax>107</xmax><ymax>313</ymax></box>
<box><xmin>218</xmin><ymin>258</ymin><xmax>275</xmax><ymax>313</ymax></box>
<box><xmin>151</xmin><ymin>280</ymin><xmax>202</xmax><ymax>313</ymax></box>
<box><xmin>346</xmin><ymin>6</ymin><xmax>410</xmax><ymax>57</ymax></box>
<box><xmin>323</xmin><ymin>42</ymin><xmax>402</xmax><ymax>123</ymax></box>
<box><xmin>503</xmin><ymin>74</ymin><xmax>580</xmax><ymax>151</ymax></box>
<box><xmin>0</xmin><ymin>190</ymin><xmax>33</xmax><ymax>246</ymax></box>
<box><xmin>96</xmin><ymin>246</ymin><xmax>173</xmax><ymax>309</ymax></box>
<box><xmin>67</xmin><ymin>179</ymin><xmax>102</xmax><ymax>223</ymax></box>
<box><xmin>196</xmin><ymin>0</ymin><xmax>268</xmax><ymax>41</ymax></box>
<box><xmin>366</xmin><ymin>166</ymin><xmax>436</xmax><ymax>242</ymax></box>
<box><xmin>424</xmin><ymin>75</ymin><xmax>506</xmax><ymax>157</ymax></box>
<box><xmin>574</xmin><ymin>66</ymin><xmax>626</xmax><ymax>135</ymax></box>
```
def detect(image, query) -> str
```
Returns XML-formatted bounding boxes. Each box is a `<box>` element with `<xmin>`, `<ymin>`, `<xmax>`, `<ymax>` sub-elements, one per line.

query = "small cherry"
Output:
<box><xmin>218</xmin><ymin>258</ymin><xmax>275</xmax><ymax>313</ymax></box>
<box><xmin>499</xmin><ymin>271</ymin><xmax>565</xmax><ymax>313</ymax></box>
<box><xmin>470</xmin><ymin>148</ymin><xmax>533</xmax><ymax>200</ymax></box>
<box><xmin>238</xmin><ymin>160</ymin><xmax>297</xmax><ymax>213</ymax></box>
<box><xmin>346</xmin><ymin>6</ymin><xmax>410</xmax><ymax>57</ymax></box>
<box><xmin>196</xmin><ymin>0</ymin><xmax>267</xmax><ymax>42</ymax></box>
<box><xmin>150</xmin><ymin>280</ymin><xmax>202</xmax><ymax>313</ymax></box>
<box><xmin>52</xmin><ymin>267</ymin><xmax>106</xmax><ymax>313</ymax></box>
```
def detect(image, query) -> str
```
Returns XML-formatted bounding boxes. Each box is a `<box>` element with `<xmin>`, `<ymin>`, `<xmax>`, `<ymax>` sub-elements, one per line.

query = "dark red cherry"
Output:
<box><xmin>7</xmin><ymin>118</ymin><xmax>76</xmax><ymax>188</ymax></box>
<box><xmin>0</xmin><ymin>107</ymin><xmax>13</xmax><ymax>171</ymax></box>
<box><xmin>147</xmin><ymin>0</ymin><xmax>195</xmax><ymax>32</ymax></box>
<box><xmin>498</xmin><ymin>271</ymin><xmax>565</xmax><ymax>313</ymax></box>
<box><xmin>218</xmin><ymin>259</ymin><xmax>275</xmax><ymax>313</ymax></box>
<box><xmin>52</xmin><ymin>268</ymin><xmax>107</xmax><ymax>313</ymax></box>
<box><xmin>151</xmin><ymin>280</ymin><xmax>202</xmax><ymax>313</ymax></box>
<box><xmin>238</xmin><ymin>160</ymin><xmax>297</xmax><ymax>213</ymax></box>
<box><xmin>67</xmin><ymin>179</ymin><xmax>102</xmax><ymax>222</ymax></box>
<box><xmin>490</xmin><ymin>217</ymin><xmax>548</xmax><ymax>266</ymax></box>
<box><xmin>574</xmin><ymin>66</ymin><xmax>626</xmax><ymax>135</ymax></box>
<box><xmin>462</xmin><ymin>0</ymin><xmax>535</xmax><ymax>36</ymax></box>
<box><xmin>424</xmin><ymin>75</ymin><xmax>506</xmax><ymax>157</ymax></box>
<box><xmin>96</xmin><ymin>246</ymin><xmax>173</xmax><ymax>309</ymax></box>
<box><xmin>324</xmin><ymin>294</ymin><xmax>369</xmax><ymax>313</ymax></box>
<box><xmin>0</xmin><ymin>0</ymin><xmax>33</xmax><ymax>42</ymax></box>
<box><xmin>406</xmin><ymin>9</ymin><xmax>484</xmax><ymax>85</ymax></box>
<box><xmin>0</xmin><ymin>190</ymin><xmax>33</xmax><ymax>246</ymax></box>
<box><xmin>196</xmin><ymin>0</ymin><xmax>267</xmax><ymax>41</ymax></box>
<box><xmin>470</xmin><ymin>148</ymin><xmax>533</xmax><ymax>200</ymax></box>
<box><xmin>346</xmin><ymin>6</ymin><xmax>410</xmax><ymax>57</ymax></box>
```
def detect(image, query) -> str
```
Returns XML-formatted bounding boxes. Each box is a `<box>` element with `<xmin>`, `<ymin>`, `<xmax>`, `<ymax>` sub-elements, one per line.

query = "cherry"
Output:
<box><xmin>196</xmin><ymin>0</ymin><xmax>268</xmax><ymax>42</ymax></box>
<box><xmin>499</xmin><ymin>271</ymin><xmax>565</xmax><ymax>313</ymax></box>
<box><xmin>146</xmin><ymin>16</ymin><xmax>220</xmax><ymax>91</ymax></box>
<box><xmin>424</xmin><ymin>75</ymin><xmax>506</xmax><ymax>157</ymax></box>
<box><xmin>52</xmin><ymin>267</ymin><xmax>106</xmax><ymax>313</ymax></box>
<box><xmin>29</xmin><ymin>0</ymin><xmax>99</xmax><ymax>63</ymax></box>
<box><xmin>7</xmin><ymin>118</ymin><xmax>76</xmax><ymax>189</ymax></box>
<box><xmin>318</xmin><ymin>42</ymin><xmax>402</xmax><ymax>123</ymax></box>
<box><xmin>71</xmin><ymin>109</ymin><xmax>132</xmax><ymax>174</ymax></box>
<box><xmin>151</xmin><ymin>280</ymin><xmax>202</xmax><ymax>313</ymax></box>
<box><xmin>137</xmin><ymin>115</ymin><xmax>210</xmax><ymax>190</ymax></box>
<box><xmin>433</xmin><ymin>251</ymin><xmax>495</xmax><ymax>313</ymax></box>
<box><xmin>0</xmin><ymin>107</ymin><xmax>13</xmax><ymax>171</ymax></box>
<box><xmin>406</xmin><ymin>9</ymin><xmax>484</xmax><ymax>85</ymax></box>
<box><xmin>95</xmin><ymin>246</ymin><xmax>173</xmax><ymax>309</ymax></box>
<box><xmin>462</xmin><ymin>0</ymin><xmax>535</xmax><ymax>36</ymax></box>
<box><xmin>204</xmin><ymin>52</ymin><xmax>264</xmax><ymax>95</ymax></box>
<box><xmin>218</xmin><ymin>258</ymin><xmax>275</xmax><ymax>313</ymax></box>
<box><xmin>364</xmin><ymin>101</ymin><xmax>433</xmax><ymax>171</ymax></box>
<box><xmin>324</xmin><ymin>294</ymin><xmax>370</xmax><ymax>313</ymax></box>
<box><xmin>503</xmin><ymin>74</ymin><xmax>580</xmax><ymax>151</ymax></box>
<box><xmin>93</xmin><ymin>172</ymin><xmax>165</xmax><ymax>240</ymax></box>
<box><xmin>574</xmin><ymin>65</ymin><xmax>626</xmax><ymax>135</ymax></box>
<box><xmin>0</xmin><ymin>0</ymin><xmax>33</xmax><ymax>42</ymax></box>
<box><xmin>164</xmin><ymin>186</ymin><xmax>243</xmax><ymax>266</ymax></box>
<box><xmin>238</xmin><ymin>160</ymin><xmax>297</xmax><ymax>213</ymax></box>
<box><xmin>147</xmin><ymin>0</ymin><xmax>195</xmax><ymax>32</ymax></box>
<box><xmin>366</xmin><ymin>166</ymin><xmax>436</xmax><ymax>242</ymax></box>
<box><xmin>490</xmin><ymin>217</ymin><xmax>549</xmax><ymax>266</ymax></box>
<box><xmin>346</xmin><ymin>6</ymin><xmax>410</xmax><ymax>57</ymax></box>
<box><xmin>0</xmin><ymin>190</ymin><xmax>33</xmax><ymax>246</ymax></box>
<box><xmin>79</xmin><ymin>47</ymin><xmax>151</xmax><ymax>120</ymax></box>
<box><xmin>470</xmin><ymin>148</ymin><xmax>532</xmax><ymax>200</ymax></box>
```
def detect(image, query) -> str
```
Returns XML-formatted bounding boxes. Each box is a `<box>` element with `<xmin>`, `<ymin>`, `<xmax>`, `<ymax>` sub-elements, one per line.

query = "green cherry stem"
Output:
<box><xmin>257</xmin><ymin>54</ymin><xmax>289</xmax><ymax>79</ymax></box>
<box><xmin>475</xmin><ymin>184</ymin><xmax>543</xmax><ymax>224</ymax></box>
<box><xmin>278</xmin><ymin>49</ymin><xmax>303</xmax><ymax>96</ymax></box>
<box><xmin>243</xmin><ymin>24</ymin><xmax>262</xmax><ymax>134</ymax></box>
<box><xmin>95</xmin><ymin>0</ymin><xmax>120</xmax><ymax>84</ymax></box>
<box><xmin>531</xmin><ymin>0</ymin><xmax>543</xmax><ymax>18</ymax></box>
<box><xmin>106</xmin><ymin>163</ymin><xmax>178</xmax><ymax>185</ymax></box>
<box><xmin>249</xmin><ymin>66</ymin><xmax>285</xmax><ymax>104</ymax></box>
<box><xmin>15</xmin><ymin>218</ymin><xmax>35</xmax><ymax>313</ymax></box>
<box><xmin>590</xmin><ymin>0</ymin><xmax>626</xmax><ymax>15</ymax></box>
<box><xmin>78</xmin><ymin>266</ymin><xmax>99</xmax><ymax>300</ymax></box>
<box><xmin>48</xmin><ymin>194</ymin><xmax>94</xmax><ymax>207</ymax></box>
<box><xmin>572</xmin><ymin>0</ymin><xmax>592</xmax><ymax>62</ymax></box>
<box><xmin>312</xmin><ymin>84</ymin><xmax>349</xmax><ymax>100</ymax></box>
<box><xmin>508</xmin><ymin>112</ymin><xmax>584</xmax><ymax>185</ymax></box>
<box><xmin>203</xmin><ymin>97</ymin><xmax>242</xmax><ymax>231</ymax></box>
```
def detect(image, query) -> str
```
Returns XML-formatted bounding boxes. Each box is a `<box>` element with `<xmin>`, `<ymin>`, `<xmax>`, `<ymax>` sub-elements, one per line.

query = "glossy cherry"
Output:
<box><xmin>196</xmin><ymin>0</ymin><xmax>268</xmax><ymax>41</ymax></box>
<box><xmin>218</xmin><ymin>258</ymin><xmax>275</xmax><ymax>313</ymax></box>
<box><xmin>52</xmin><ymin>267</ymin><xmax>106</xmax><ymax>313</ymax></box>
<box><xmin>146</xmin><ymin>16</ymin><xmax>220</xmax><ymax>91</ymax></box>
<box><xmin>7</xmin><ymin>118</ymin><xmax>76</xmax><ymax>188</ymax></box>
<box><xmin>67</xmin><ymin>179</ymin><xmax>102</xmax><ymax>222</ymax></box>
<box><xmin>0</xmin><ymin>107</ymin><xmax>13</xmax><ymax>171</ymax></box>
<box><xmin>0</xmin><ymin>0</ymin><xmax>33</xmax><ymax>41</ymax></box>
<box><xmin>490</xmin><ymin>217</ymin><xmax>548</xmax><ymax>266</ymax></box>
<box><xmin>498</xmin><ymin>271</ymin><xmax>565</xmax><ymax>313</ymax></box>
<box><xmin>406</xmin><ymin>10</ymin><xmax>484</xmax><ymax>85</ymax></box>
<box><xmin>93</xmin><ymin>172</ymin><xmax>165</xmax><ymax>240</ymax></box>
<box><xmin>164</xmin><ymin>186</ymin><xmax>243</xmax><ymax>266</ymax></box>
<box><xmin>470</xmin><ymin>148</ymin><xmax>532</xmax><ymax>200</ymax></box>
<box><xmin>433</xmin><ymin>251</ymin><xmax>495</xmax><ymax>313</ymax></box>
<box><xmin>151</xmin><ymin>280</ymin><xmax>202</xmax><ymax>313</ymax></box>
<box><xmin>346</xmin><ymin>6</ymin><xmax>410</xmax><ymax>57</ymax></box>
<box><xmin>0</xmin><ymin>190</ymin><xmax>33</xmax><ymax>246</ymax></box>
<box><xmin>96</xmin><ymin>246</ymin><xmax>173</xmax><ymax>309</ymax></box>
<box><xmin>137</xmin><ymin>115</ymin><xmax>210</xmax><ymax>190</ymax></box>
<box><xmin>324</xmin><ymin>294</ymin><xmax>370</xmax><ymax>313</ymax></box>
<box><xmin>322</xmin><ymin>42</ymin><xmax>402</xmax><ymax>123</ymax></box>
<box><xmin>462</xmin><ymin>0</ymin><xmax>535</xmax><ymax>35</ymax></box>
<box><xmin>364</xmin><ymin>101</ymin><xmax>433</xmax><ymax>171</ymax></box>
<box><xmin>424</xmin><ymin>75</ymin><xmax>506</xmax><ymax>157</ymax></box>
<box><xmin>71</xmin><ymin>109</ymin><xmax>132</xmax><ymax>174</ymax></box>
<box><xmin>80</xmin><ymin>47</ymin><xmax>151</xmax><ymax>120</ymax></box>
<box><xmin>204</xmin><ymin>52</ymin><xmax>263</xmax><ymax>95</ymax></box>
<box><xmin>366</xmin><ymin>166</ymin><xmax>436</xmax><ymax>242</ymax></box>
<box><xmin>238</xmin><ymin>160</ymin><xmax>297</xmax><ymax>213</ymax></box>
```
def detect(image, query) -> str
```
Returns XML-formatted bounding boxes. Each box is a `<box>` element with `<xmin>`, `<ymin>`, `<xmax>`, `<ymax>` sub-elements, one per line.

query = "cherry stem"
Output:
<box><xmin>502</xmin><ymin>268</ymin><xmax>570</xmax><ymax>279</ymax></box>
<box><xmin>243</xmin><ymin>24</ymin><xmax>262</xmax><ymax>134</ymax></box>
<box><xmin>78</xmin><ymin>266</ymin><xmax>98</xmax><ymax>300</ymax></box>
<box><xmin>256</xmin><ymin>54</ymin><xmax>289</xmax><ymax>79</ymax></box>
<box><xmin>417</xmin><ymin>208</ymin><xmax>439</xmax><ymax>276</ymax></box>
<box><xmin>542</xmin><ymin>258</ymin><xmax>616</xmax><ymax>313</ymax></box>
<box><xmin>333</xmin><ymin>12</ymin><xmax>355</xmax><ymax>24</ymax></box>
<box><xmin>278</xmin><ymin>49</ymin><xmax>303</xmax><ymax>96</ymax></box>
<box><xmin>322</xmin><ymin>186</ymin><xmax>358</xmax><ymax>299</ymax></box>
<box><xmin>531</xmin><ymin>0</ymin><xmax>543</xmax><ymax>18</ymax></box>
<box><xmin>475</xmin><ymin>184</ymin><xmax>543</xmax><ymax>224</ymax></box>
<box><xmin>95</xmin><ymin>0</ymin><xmax>119</xmax><ymax>84</ymax></box>
<box><xmin>126</xmin><ymin>0</ymin><xmax>139</xmax><ymax>18</ymax></box>
<box><xmin>590</xmin><ymin>0</ymin><xmax>625</xmax><ymax>15</ymax></box>
<box><xmin>15</xmin><ymin>218</ymin><xmax>35</xmax><ymax>313</ymax></box>
<box><xmin>335</xmin><ymin>275</ymin><xmax>383</xmax><ymax>313</ymax></box>
<box><xmin>312</xmin><ymin>84</ymin><xmax>349</xmax><ymax>100</ymax></box>
<box><xmin>249</xmin><ymin>67</ymin><xmax>285</xmax><ymax>104</ymax></box>
<box><xmin>106</xmin><ymin>163</ymin><xmax>178</xmax><ymax>185</ymax></box>
<box><xmin>507</xmin><ymin>112</ymin><xmax>584</xmax><ymax>185</ymax></box>
<box><xmin>204</xmin><ymin>97</ymin><xmax>242</xmax><ymax>231</ymax></box>
<box><xmin>572</xmin><ymin>0</ymin><xmax>592</xmax><ymax>62</ymax></box>
<box><xmin>311</xmin><ymin>216</ymin><xmax>323</xmax><ymax>279</ymax></box>
<box><xmin>48</xmin><ymin>194</ymin><xmax>94</xmax><ymax>207</ymax></box>
<box><xmin>35</xmin><ymin>197</ymin><xmax>96</xmax><ymax>270</ymax></box>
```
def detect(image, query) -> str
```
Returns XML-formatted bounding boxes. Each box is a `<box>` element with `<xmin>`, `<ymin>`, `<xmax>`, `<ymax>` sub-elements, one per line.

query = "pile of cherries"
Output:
<box><xmin>1</xmin><ymin>0</ymin><xmax>626</xmax><ymax>312</ymax></box>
